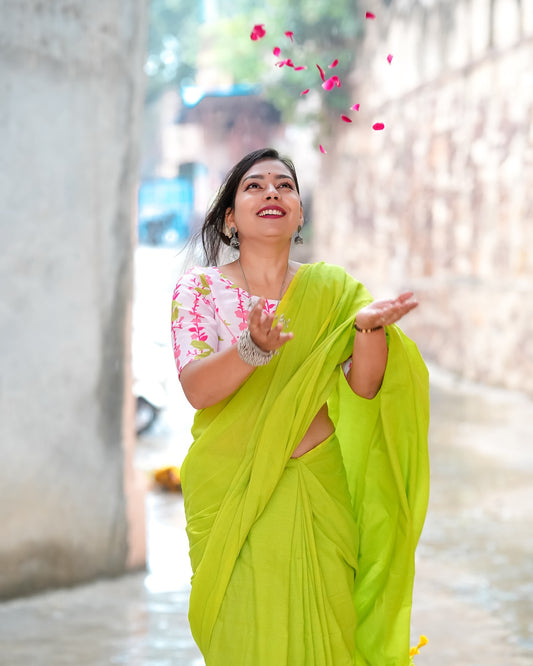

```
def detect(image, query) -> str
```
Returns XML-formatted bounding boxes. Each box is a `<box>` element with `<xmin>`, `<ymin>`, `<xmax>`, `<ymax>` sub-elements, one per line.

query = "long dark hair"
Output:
<box><xmin>200</xmin><ymin>148</ymin><xmax>300</xmax><ymax>265</ymax></box>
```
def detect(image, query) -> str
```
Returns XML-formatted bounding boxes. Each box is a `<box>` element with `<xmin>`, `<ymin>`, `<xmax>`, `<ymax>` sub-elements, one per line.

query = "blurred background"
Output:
<box><xmin>0</xmin><ymin>0</ymin><xmax>532</xmax><ymax>664</ymax></box>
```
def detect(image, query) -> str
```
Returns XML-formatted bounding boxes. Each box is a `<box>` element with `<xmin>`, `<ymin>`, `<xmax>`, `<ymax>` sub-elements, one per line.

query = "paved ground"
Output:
<box><xmin>1</xmin><ymin>247</ymin><xmax>531</xmax><ymax>665</ymax></box>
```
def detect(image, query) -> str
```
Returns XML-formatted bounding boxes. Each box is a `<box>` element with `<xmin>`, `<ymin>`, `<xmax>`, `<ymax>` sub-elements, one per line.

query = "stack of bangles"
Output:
<box><xmin>354</xmin><ymin>322</ymin><xmax>383</xmax><ymax>333</ymax></box>
<box><xmin>237</xmin><ymin>328</ymin><xmax>274</xmax><ymax>366</ymax></box>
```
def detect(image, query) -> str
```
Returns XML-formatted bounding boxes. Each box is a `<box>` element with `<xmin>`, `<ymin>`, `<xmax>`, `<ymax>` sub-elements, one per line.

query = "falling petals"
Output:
<box><xmin>250</xmin><ymin>24</ymin><xmax>266</xmax><ymax>41</ymax></box>
<box><xmin>285</xmin><ymin>30</ymin><xmax>294</xmax><ymax>42</ymax></box>
<box><xmin>341</xmin><ymin>115</ymin><xmax>352</xmax><ymax>123</ymax></box>
<box><xmin>319</xmin><ymin>144</ymin><xmax>327</xmax><ymax>154</ymax></box>
<box><xmin>275</xmin><ymin>58</ymin><xmax>294</xmax><ymax>68</ymax></box>
<box><xmin>365</xmin><ymin>11</ymin><xmax>375</xmax><ymax>19</ymax></box>
<box><xmin>273</xmin><ymin>46</ymin><xmax>281</xmax><ymax>57</ymax></box>
<box><xmin>316</xmin><ymin>64</ymin><xmax>326</xmax><ymax>82</ymax></box>
<box><xmin>351</xmin><ymin>103</ymin><xmax>360</xmax><ymax>110</ymax></box>
<box><xmin>387</xmin><ymin>53</ymin><xmax>393</xmax><ymax>64</ymax></box>
<box><xmin>329</xmin><ymin>58</ymin><xmax>339</xmax><ymax>68</ymax></box>
<box><xmin>300</xmin><ymin>89</ymin><xmax>310</xmax><ymax>95</ymax></box>
<box><xmin>322</xmin><ymin>75</ymin><xmax>341</xmax><ymax>90</ymax></box>
<box><xmin>294</xmin><ymin>65</ymin><xmax>307</xmax><ymax>71</ymax></box>
<box><xmin>372</xmin><ymin>122</ymin><xmax>385</xmax><ymax>130</ymax></box>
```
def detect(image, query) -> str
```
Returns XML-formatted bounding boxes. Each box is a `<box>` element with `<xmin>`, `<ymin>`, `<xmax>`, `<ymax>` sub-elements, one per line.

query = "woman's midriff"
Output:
<box><xmin>291</xmin><ymin>403</ymin><xmax>334</xmax><ymax>458</ymax></box>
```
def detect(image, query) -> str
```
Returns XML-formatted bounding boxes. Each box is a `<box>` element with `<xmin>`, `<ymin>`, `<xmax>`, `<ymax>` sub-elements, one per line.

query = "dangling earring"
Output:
<box><xmin>294</xmin><ymin>225</ymin><xmax>304</xmax><ymax>245</ymax></box>
<box><xmin>229</xmin><ymin>226</ymin><xmax>240</xmax><ymax>249</ymax></box>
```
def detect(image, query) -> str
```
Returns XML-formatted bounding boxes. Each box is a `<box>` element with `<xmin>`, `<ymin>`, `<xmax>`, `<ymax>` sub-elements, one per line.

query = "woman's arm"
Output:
<box><xmin>180</xmin><ymin>297</ymin><xmax>293</xmax><ymax>409</ymax></box>
<box><xmin>347</xmin><ymin>291</ymin><xmax>418</xmax><ymax>399</ymax></box>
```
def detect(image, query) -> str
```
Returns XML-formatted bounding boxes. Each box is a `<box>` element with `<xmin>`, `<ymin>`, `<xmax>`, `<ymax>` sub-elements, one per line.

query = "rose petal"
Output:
<box><xmin>285</xmin><ymin>30</ymin><xmax>294</xmax><ymax>41</ymax></box>
<box><xmin>316</xmin><ymin>64</ymin><xmax>326</xmax><ymax>81</ymax></box>
<box><xmin>275</xmin><ymin>58</ymin><xmax>294</xmax><ymax>68</ymax></box>
<box><xmin>365</xmin><ymin>11</ymin><xmax>375</xmax><ymax>19</ymax></box>
<box><xmin>351</xmin><ymin>103</ymin><xmax>360</xmax><ymax>111</ymax></box>
<box><xmin>372</xmin><ymin>122</ymin><xmax>385</xmax><ymax>130</ymax></box>
<box><xmin>332</xmin><ymin>75</ymin><xmax>341</xmax><ymax>87</ymax></box>
<box><xmin>300</xmin><ymin>89</ymin><xmax>310</xmax><ymax>95</ymax></box>
<box><xmin>273</xmin><ymin>46</ymin><xmax>281</xmax><ymax>57</ymax></box>
<box><xmin>294</xmin><ymin>65</ymin><xmax>307</xmax><ymax>71</ymax></box>
<box><xmin>319</xmin><ymin>144</ymin><xmax>327</xmax><ymax>154</ymax></box>
<box><xmin>250</xmin><ymin>24</ymin><xmax>266</xmax><ymax>41</ymax></box>
<box><xmin>387</xmin><ymin>53</ymin><xmax>393</xmax><ymax>64</ymax></box>
<box><xmin>329</xmin><ymin>58</ymin><xmax>339</xmax><ymax>68</ymax></box>
<box><xmin>341</xmin><ymin>115</ymin><xmax>352</xmax><ymax>123</ymax></box>
<box><xmin>322</xmin><ymin>77</ymin><xmax>336</xmax><ymax>91</ymax></box>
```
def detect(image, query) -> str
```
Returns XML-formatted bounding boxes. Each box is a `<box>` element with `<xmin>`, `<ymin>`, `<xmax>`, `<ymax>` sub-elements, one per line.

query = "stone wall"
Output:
<box><xmin>313</xmin><ymin>0</ymin><xmax>533</xmax><ymax>394</ymax></box>
<box><xmin>0</xmin><ymin>0</ymin><xmax>148</xmax><ymax>597</ymax></box>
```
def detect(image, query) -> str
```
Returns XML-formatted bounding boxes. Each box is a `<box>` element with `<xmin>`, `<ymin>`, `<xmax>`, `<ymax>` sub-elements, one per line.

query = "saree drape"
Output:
<box><xmin>180</xmin><ymin>262</ymin><xmax>430</xmax><ymax>665</ymax></box>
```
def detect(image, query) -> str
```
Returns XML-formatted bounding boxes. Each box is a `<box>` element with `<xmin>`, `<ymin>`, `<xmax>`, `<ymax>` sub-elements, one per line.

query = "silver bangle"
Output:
<box><xmin>237</xmin><ymin>328</ymin><xmax>274</xmax><ymax>366</ymax></box>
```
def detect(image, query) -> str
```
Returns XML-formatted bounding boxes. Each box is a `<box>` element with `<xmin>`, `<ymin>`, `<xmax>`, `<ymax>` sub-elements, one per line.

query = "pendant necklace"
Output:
<box><xmin>237</xmin><ymin>258</ymin><xmax>290</xmax><ymax>330</ymax></box>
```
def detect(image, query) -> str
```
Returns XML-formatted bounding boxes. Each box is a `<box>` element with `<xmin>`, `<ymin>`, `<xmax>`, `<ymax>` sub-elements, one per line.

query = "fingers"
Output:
<box><xmin>356</xmin><ymin>292</ymin><xmax>419</xmax><ymax>329</ymax></box>
<box><xmin>247</xmin><ymin>297</ymin><xmax>294</xmax><ymax>352</ymax></box>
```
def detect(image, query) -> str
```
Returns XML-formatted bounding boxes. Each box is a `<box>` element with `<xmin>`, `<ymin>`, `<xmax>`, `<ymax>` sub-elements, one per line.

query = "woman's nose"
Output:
<box><xmin>265</xmin><ymin>183</ymin><xmax>279</xmax><ymax>199</ymax></box>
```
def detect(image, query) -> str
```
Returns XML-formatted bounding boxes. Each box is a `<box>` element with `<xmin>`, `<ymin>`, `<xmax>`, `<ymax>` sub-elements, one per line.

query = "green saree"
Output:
<box><xmin>180</xmin><ymin>262</ymin><xmax>430</xmax><ymax>665</ymax></box>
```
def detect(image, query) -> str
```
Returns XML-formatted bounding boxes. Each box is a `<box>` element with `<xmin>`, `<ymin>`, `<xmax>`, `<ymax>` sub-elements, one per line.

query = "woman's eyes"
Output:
<box><xmin>244</xmin><ymin>181</ymin><xmax>294</xmax><ymax>190</ymax></box>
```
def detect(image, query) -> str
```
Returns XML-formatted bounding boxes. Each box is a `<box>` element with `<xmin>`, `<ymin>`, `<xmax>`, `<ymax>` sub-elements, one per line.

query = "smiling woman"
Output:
<box><xmin>170</xmin><ymin>148</ymin><xmax>430</xmax><ymax>665</ymax></box>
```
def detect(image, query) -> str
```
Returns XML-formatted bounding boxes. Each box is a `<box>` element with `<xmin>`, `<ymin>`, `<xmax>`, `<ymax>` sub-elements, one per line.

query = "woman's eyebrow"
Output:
<box><xmin>242</xmin><ymin>173</ymin><xmax>294</xmax><ymax>182</ymax></box>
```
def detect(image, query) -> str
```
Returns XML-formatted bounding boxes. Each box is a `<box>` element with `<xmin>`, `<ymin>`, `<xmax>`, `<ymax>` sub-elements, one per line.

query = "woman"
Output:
<box><xmin>171</xmin><ymin>148</ymin><xmax>429</xmax><ymax>665</ymax></box>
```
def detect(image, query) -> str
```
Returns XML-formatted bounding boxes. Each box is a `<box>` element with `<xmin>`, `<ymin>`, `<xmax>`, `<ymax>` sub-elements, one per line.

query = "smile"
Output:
<box><xmin>258</xmin><ymin>209</ymin><xmax>285</xmax><ymax>217</ymax></box>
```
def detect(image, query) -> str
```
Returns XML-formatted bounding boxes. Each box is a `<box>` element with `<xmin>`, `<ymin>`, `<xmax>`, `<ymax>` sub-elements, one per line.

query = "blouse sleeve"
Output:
<box><xmin>171</xmin><ymin>268</ymin><xmax>219</xmax><ymax>376</ymax></box>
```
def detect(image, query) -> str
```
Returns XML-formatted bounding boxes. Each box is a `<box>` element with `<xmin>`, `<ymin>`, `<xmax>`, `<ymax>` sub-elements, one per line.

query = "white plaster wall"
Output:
<box><xmin>0</xmin><ymin>0</ymin><xmax>148</xmax><ymax>597</ymax></box>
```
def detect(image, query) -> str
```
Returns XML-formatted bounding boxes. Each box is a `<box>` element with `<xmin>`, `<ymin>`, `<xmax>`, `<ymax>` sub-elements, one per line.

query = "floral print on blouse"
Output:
<box><xmin>171</xmin><ymin>266</ymin><xmax>280</xmax><ymax>375</ymax></box>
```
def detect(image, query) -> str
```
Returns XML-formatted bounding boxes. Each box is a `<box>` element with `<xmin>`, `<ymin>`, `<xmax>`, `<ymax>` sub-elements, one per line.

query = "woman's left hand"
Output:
<box><xmin>355</xmin><ymin>291</ymin><xmax>418</xmax><ymax>330</ymax></box>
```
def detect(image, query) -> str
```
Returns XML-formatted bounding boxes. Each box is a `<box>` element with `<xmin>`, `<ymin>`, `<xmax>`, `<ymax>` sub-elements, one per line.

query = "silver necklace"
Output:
<box><xmin>238</xmin><ymin>258</ymin><xmax>289</xmax><ymax>304</ymax></box>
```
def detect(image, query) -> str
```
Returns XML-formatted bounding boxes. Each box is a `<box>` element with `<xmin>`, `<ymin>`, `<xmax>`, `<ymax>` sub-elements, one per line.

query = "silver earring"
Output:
<box><xmin>229</xmin><ymin>226</ymin><xmax>240</xmax><ymax>249</ymax></box>
<box><xmin>294</xmin><ymin>225</ymin><xmax>304</xmax><ymax>245</ymax></box>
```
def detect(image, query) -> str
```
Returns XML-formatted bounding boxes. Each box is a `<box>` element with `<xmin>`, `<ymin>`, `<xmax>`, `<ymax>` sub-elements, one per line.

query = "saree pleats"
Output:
<box><xmin>207</xmin><ymin>435</ymin><xmax>357</xmax><ymax>666</ymax></box>
<box><xmin>180</xmin><ymin>262</ymin><xmax>430</xmax><ymax>665</ymax></box>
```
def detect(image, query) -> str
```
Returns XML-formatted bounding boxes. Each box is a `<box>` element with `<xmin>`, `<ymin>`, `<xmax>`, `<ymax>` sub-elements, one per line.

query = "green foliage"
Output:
<box><xmin>203</xmin><ymin>0</ymin><xmax>365</xmax><ymax>123</ymax></box>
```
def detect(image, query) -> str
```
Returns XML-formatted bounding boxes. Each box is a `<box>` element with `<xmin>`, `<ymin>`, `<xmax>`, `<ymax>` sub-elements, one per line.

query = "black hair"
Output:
<box><xmin>200</xmin><ymin>148</ymin><xmax>300</xmax><ymax>265</ymax></box>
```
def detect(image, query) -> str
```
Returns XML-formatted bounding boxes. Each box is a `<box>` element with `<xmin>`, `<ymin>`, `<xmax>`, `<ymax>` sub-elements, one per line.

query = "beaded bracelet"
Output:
<box><xmin>237</xmin><ymin>328</ymin><xmax>274</xmax><ymax>366</ymax></box>
<box><xmin>354</xmin><ymin>322</ymin><xmax>383</xmax><ymax>334</ymax></box>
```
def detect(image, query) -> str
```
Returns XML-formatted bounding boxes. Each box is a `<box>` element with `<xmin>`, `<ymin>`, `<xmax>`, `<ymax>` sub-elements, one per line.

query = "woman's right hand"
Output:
<box><xmin>248</xmin><ymin>297</ymin><xmax>294</xmax><ymax>352</ymax></box>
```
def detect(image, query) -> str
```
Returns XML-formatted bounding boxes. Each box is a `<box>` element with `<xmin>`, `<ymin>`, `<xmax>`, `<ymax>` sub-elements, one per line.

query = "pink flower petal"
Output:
<box><xmin>301</xmin><ymin>89</ymin><xmax>310</xmax><ymax>95</ymax></box>
<box><xmin>273</xmin><ymin>46</ymin><xmax>281</xmax><ymax>57</ymax></box>
<box><xmin>341</xmin><ymin>115</ymin><xmax>352</xmax><ymax>123</ymax></box>
<box><xmin>329</xmin><ymin>58</ymin><xmax>339</xmax><ymax>68</ymax></box>
<box><xmin>387</xmin><ymin>53</ymin><xmax>393</xmax><ymax>64</ymax></box>
<box><xmin>372</xmin><ymin>122</ymin><xmax>385</xmax><ymax>130</ymax></box>
<box><xmin>275</xmin><ymin>58</ymin><xmax>295</xmax><ymax>68</ymax></box>
<box><xmin>316</xmin><ymin>64</ymin><xmax>326</xmax><ymax>82</ymax></box>
<box><xmin>332</xmin><ymin>75</ymin><xmax>341</xmax><ymax>87</ymax></box>
<box><xmin>285</xmin><ymin>31</ymin><xmax>294</xmax><ymax>42</ymax></box>
<box><xmin>322</xmin><ymin>77</ymin><xmax>336</xmax><ymax>91</ymax></box>
<box><xmin>250</xmin><ymin>24</ymin><xmax>266</xmax><ymax>41</ymax></box>
<box><xmin>294</xmin><ymin>65</ymin><xmax>307</xmax><ymax>71</ymax></box>
<box><xmin>319</xmin><ymin>144</ymin><xmax>327</xmax><ymax>154</ymax></box>
<box><xmin>365</xmin><ymin>11</ymin><xmax>376</xmax><ymax>19</ymax></box>
<box><xmin>351</xmin><ymin>103</ymin><xmax>360</xmax><ymax>111</ymax></box>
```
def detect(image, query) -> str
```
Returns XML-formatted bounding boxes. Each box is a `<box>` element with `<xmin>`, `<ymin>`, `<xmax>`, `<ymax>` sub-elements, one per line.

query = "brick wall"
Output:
<box><xmin>312</xmin><ymin>0</ymin><xmax>533</xmax><ymax>394</ymax></box>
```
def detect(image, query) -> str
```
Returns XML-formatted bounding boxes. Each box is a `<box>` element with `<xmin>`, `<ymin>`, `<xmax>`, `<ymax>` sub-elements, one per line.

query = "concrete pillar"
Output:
<box><xmin>0</xmin><ymin>0</ymin><xmax>148</xmax><ymax>597</ymax></box>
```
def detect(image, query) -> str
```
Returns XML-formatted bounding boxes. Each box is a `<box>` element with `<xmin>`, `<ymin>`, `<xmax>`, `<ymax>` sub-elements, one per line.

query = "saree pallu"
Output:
<box><xmin>180</xmin><ymin>262</ymin><xmax>430</xmax><ymax>665</ymax></box>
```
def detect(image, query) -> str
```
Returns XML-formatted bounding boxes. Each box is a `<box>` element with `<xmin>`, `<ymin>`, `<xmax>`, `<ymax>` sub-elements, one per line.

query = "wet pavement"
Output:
<box><xmin>1</xmin><ymin>247</ymin><xmax>532</xmax><ymax>665</ymax></box>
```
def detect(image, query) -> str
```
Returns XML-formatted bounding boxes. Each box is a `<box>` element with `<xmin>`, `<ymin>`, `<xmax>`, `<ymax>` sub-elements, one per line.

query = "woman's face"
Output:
<box><xmin>225</xmin><ymin>159</ymin><xmax>303</xmax><ymax>245</ymax></box>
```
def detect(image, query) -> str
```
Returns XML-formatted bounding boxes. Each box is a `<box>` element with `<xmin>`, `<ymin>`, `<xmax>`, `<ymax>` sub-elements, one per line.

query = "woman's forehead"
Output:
<box><xmin>241</xmin><ymin>159</ymin><xmax>294</xmax><ymax>181</ymax></box>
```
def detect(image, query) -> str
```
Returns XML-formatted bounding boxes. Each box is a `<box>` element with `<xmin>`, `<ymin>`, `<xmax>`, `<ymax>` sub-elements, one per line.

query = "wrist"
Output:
<box><xmin>354</xmin><ymin>321</ymin><xmax>383</xmax><ymax>334</ymax></box>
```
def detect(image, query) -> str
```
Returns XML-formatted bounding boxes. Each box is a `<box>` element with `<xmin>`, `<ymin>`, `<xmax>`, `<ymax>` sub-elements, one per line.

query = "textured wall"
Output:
<box><xmin>313</xmin><ymin>0</ymin><xmax>533</xmax><ymax>394</ymax></box>
<box><xmin>0</xmin><ymin>0</ymin><xmax>148</xmax><ymax>597</ymax></box>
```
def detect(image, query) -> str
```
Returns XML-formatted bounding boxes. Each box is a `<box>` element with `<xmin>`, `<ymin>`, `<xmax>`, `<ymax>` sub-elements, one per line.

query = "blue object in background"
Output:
<box><xmin>138</xmin><ymin>178</ymin><xmax>193</xmax><ymax>246</ymax></box>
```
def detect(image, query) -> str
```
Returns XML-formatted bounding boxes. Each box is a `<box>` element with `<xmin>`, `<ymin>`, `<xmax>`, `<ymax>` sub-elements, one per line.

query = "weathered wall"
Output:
<box><xmin>0</xmin><ymin>0</ymin><xmax>148</xmax><ymax>597</ymax></box>
<box><xmin>313</xmin><ymin>0</ymin><xmax>533</xmax><ymax>394</ymax></box>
